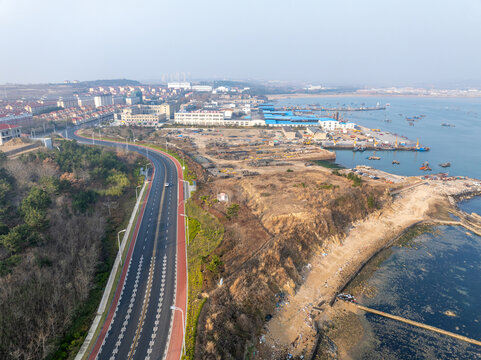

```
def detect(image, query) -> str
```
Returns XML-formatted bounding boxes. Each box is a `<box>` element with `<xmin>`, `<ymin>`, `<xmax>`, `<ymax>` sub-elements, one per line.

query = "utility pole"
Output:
<box><xmin>180</xmin><ymin>213</ymin><xmax>189</xmax><ymax>245</ymax></box>
<box><xmin>117</xmin><ymin>229</ymin><xmax>127</xmax><ymax>265</ymax></box>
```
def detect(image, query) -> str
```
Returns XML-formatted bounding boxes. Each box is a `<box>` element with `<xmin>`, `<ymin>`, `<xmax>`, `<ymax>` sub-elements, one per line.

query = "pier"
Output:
<box><xmin>283</xmin><ymin>105</ymin><xmax>387</xmax><ymax>112</ymax></box>
<box><xmin>346</xmin><ymin>302</ymin><xmax>481</xmax><ymax>347</ymax></box>
<box><xmin>322</xmin><ymin>144</ymin><xmax>428</xmax><ymax>151</ymax></box>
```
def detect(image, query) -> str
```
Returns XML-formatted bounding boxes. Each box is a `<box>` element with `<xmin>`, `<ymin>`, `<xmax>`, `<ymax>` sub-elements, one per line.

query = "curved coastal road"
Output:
<box><xmin>70</xmin><ymin>129</ymin><xmax>187</xmax><ymax>360</ymax></box>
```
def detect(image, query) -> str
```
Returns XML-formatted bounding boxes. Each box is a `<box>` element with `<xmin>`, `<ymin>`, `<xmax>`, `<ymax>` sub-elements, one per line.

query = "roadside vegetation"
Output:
<box><xmin>79</xmin><ymin>128</ymin><xmax>197</xmax><ymax>184</ymax></box>
<box><xmin>0</xmin><ymin>141</ymin><xmax>143</xmax><ymax>360</ymax></box>
<box><xmin>183</xmin><ymin>200</ymin><xmax>224</xmax><ymax>360</ymax></box>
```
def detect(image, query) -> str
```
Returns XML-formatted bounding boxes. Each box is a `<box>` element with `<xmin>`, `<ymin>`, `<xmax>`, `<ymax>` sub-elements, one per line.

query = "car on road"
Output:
<box><xmin>165</xmin><ymin>183</ymin><xmax>170</xmax><ymax>187</ymax></box>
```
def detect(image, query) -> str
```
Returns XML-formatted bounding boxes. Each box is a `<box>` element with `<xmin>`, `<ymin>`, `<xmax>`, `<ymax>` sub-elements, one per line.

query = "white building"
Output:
<box><xmin>174</xmin><ymin>111</ymin><xmax>264</xmax><ymax>127</ymax></box>
<box><xmin>114</xmin><ymin>105</ymin><xmax>167</xmax><ymax>127</ymax></box>
<box><xmin>94</xmin><ymin>94</ymin><xmax>113</xmax><ymax>108</ymax></box>
<box><xmin>0</xmin><ymin>124</ymin><xmax>21</xmax><ymax>145</ymax></box>
<box><xmin>57</xmin><ymin>98</ymin><xmax>78</xmax><ymax>108</ymax></box>
<box><xmin>318</xmin><ymin>119</ymin><xmax>355</xmax><ymax>131</ymax></box>
<box><xmin>126</xmin><ymin>96</ymin><xmax>140</xmax><ymax>105</ymax></box>
<box><xmin>167</xmin><ymin>82</ymin><xmax>191</xmax><ymax>90</ymax></box>
<box><xmin>192</xmin><ymin>85</ymin><xmax>213</xmax><ymax>92</ymax></box>
<box><xmin>175</xmin><ymin>111</ymin><xmax>224</xmax><ymax>126</ymax></box>
<box><xmin>77</xmin><ymin>97</ymin><xmax>95</xmax><ymax>107</ymax></box>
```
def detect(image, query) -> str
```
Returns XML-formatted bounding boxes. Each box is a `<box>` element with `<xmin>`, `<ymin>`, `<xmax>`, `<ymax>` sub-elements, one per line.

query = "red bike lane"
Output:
<box><xmin>87</xmin><ymin>168</ymin><xmax>154</xmax><ymax>359</ymax></box>
<box><xmin>73</xmin><ymin>132</ymin><xmax>187</xmax><ymax>360</ymax></box>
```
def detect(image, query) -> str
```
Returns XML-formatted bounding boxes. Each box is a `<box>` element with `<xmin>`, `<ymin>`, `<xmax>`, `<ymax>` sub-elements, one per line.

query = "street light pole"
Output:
<box><xmin>117</xmin><ymin>229</ymin><xmax>127</xmax><ymax>265</ymax></box>
<box><xmin>170</xmin><ymin>305</ymin><xmax>185</xmax><ymax>357</ymax></box>
<box><xmin>180</xmin><ymin>214</ymin><xmax>189</xmax><ymax>245</ymax></box>
<box><xmin>135</xmin><ymin>185</ymin><xmax>142</xmax><ymax>200</ymax></box>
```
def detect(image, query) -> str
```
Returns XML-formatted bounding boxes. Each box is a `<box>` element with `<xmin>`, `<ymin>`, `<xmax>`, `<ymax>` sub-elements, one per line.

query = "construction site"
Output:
<box><xmin>168</xmin><ymin>127</ymin><xmax>337</xmax><ymax>177</ymax></box>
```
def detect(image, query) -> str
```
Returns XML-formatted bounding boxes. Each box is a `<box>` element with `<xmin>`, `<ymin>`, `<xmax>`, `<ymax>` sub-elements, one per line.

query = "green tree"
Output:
<box><xmin>207</xmin><ymin>255</ymin><xmax>223</xmax><ymax>274</ymax></box>
<box><xmin>21</xmin><ymin>187</ymin><xmax>51</xmax><ymax>211</ymax></box>
<box><xmin>226</xmin><ymin>203</ymin><xmax>240</xmax><ymax>220</ymax></box>
<box><xmin>72</xmin><ymin>190</ymin><xmax>97</xmax><ymax>213</ymax></box>
<box><xmin>23</xmin><ymin>207</ymin><xmax>48</xmax><ymax>229</ymax></box>
<box><xmin>0</xmin><ymin>225</ymin><xmax>38</xmax><ymax>253</ymax></box>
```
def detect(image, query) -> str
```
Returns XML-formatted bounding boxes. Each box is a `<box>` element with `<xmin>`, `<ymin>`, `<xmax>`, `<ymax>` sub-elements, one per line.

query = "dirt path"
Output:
<box><xmin>261</xmin><ymin>178</ymin><xmax>480</xmax><ymax>358</ymax></box>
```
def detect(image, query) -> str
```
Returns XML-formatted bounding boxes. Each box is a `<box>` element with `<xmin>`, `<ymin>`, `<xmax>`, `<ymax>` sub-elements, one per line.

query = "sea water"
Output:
<box><xmin>345</xmin><ymin>225</ymin><xmax>481</xmax><ymax>359</ymax></box>
<box><xmin>277</xmin><ymin>96</ymin><xmax>481</xmax><ymax>179</ymax></box>
<box><xmin>275</xmin><ymin>96</ymin><xmax>481</xmax><ymax>358</ymax></box>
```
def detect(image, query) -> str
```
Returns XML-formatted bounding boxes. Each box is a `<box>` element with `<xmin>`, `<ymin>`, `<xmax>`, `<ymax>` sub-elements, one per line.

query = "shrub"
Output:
<box><xmin>207</xmin><ymin>255</ymin><xmax>223</xmax><ymax>274</ymax></box>
<box><xmin>226</xmin><ymin>203</ymin><xmax>240</xmax><ymax>219</ymax></box>
<box><xmin>367</xmin><ymin>194</ymin><xmax>376</xmax><ymax>209</ymax></box>
<box><xmin>72</xmin><ymin>190</ymin><xmax>98</xmax><ymax>213</ymax></box>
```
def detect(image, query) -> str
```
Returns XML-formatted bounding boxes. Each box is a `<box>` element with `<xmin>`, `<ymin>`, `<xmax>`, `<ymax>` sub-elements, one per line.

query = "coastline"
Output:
<box><xmin>260</xmin><ymin>177</ymin><xmax>481</xmax><ymax>358</ymax></box>
<box><xmin>267</xmin><ymin>93</ymin><xmax>481</xmax><ymax>100</ymax></box>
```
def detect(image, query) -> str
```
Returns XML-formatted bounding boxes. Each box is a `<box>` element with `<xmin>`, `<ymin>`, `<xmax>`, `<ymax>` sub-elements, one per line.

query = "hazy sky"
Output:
<box><xmin>1</xmin><ymin>0</ymin><xmax>481</xmax><ymax>86</ymax></box>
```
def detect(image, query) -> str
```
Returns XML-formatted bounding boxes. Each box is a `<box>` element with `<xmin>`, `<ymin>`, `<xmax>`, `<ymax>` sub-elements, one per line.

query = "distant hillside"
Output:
<box><xmin>71</xmin><ymin>79</ymin><xmax>142</xmax><ymax>87</ymax></box>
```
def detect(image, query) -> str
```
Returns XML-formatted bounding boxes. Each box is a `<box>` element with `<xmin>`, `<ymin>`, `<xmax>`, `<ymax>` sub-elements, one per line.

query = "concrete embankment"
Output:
<box><xmin>347</xmin><ymin>302</ymin><xmax>481</xmax><ymax>347</ymax></box>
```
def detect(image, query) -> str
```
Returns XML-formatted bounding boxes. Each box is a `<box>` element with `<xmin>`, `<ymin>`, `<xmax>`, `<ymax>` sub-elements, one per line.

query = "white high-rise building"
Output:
<box><xmin>94</xmin><ymin>94</ymin><xmax>113</xmax><ymax>108</ymax></box>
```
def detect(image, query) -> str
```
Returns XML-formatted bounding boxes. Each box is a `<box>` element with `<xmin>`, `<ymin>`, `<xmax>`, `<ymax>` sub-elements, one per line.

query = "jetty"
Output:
<box><xmin>322</xmin><ymin>144</ymin><xmax>429</xmax><ymax>152</ymax></box>
<box><xmin>284</xmin><ymin>105</ymin><xmax>387</xmax><ymax>112</ymax></box>
<box><xmin>345</xmin><ymin>302</ymin><xmax>481</xmax><ymax>347</ymax></box>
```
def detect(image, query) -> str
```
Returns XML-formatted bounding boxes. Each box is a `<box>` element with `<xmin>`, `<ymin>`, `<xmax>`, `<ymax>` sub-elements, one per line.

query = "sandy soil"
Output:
<box><xmin>260</xmin><ymin>178</ymin><xmax>481</xmax><ymax>358</ymax></box>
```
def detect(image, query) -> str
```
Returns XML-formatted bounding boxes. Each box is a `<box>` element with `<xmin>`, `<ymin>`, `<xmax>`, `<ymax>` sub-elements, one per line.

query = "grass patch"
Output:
<box><xmin>184</xmin><ymin>200</ymin><xmax>224</xmax><ymax>359</ymax></box>
<box><xmin>312</xmin><ymin>160</ymin><xmax>344</xmax><ymax>169</ymax></box>
<box><xmin>317</xmin><ymin>183</ymin><xmax>336</xmax><ymax>190</ymax></box>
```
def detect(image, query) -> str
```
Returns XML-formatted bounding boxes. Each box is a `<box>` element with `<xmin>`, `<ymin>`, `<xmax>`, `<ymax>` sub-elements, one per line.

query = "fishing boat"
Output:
<box><xmin>420</xmin><ymin>161</ymin><xmax>432</xmax><ymax>171</ymax></box>
<box><xmin>415</xmin><ymin>138</ymin><xmax>429</xmax><ymax>151</ymax></box>
<box><xmin>441</xmin><ymin>123</ymin><xmax>456</xmax><ymax>127</ymax></box>
<box><xmin>439</xmin><ymin>162</ymin><xmax>451</xmax><ymax>168</ymax></box>
<box><xmin>392</xmin><ymin>160</ymin><xmax>400</xmax><ymax>165</ymax></box>
<box><xmin>368</xmin><ymin>156</ymin><xmax>381</xmax><ymax>160</ymax></box>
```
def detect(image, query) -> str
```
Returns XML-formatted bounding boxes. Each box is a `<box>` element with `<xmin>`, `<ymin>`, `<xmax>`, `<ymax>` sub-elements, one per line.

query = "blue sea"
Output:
<box><xmin>277</xmin><ymin>96</ymin><xmax>481</xmax><ymax>359</ymax></box>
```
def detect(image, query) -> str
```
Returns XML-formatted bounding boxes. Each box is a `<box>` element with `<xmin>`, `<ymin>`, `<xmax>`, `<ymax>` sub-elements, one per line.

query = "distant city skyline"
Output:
<box><xmin>1</xmin><ymin>0</ymin><xmax>481</xmax><ymax>87</ymax></box>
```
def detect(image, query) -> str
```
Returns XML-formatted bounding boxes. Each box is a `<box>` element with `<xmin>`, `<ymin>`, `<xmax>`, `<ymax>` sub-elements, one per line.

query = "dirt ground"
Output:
<box><xmin>169</xmin><ymin>127</ymin><xmax>336</xmax><ymax>176</ymax></box>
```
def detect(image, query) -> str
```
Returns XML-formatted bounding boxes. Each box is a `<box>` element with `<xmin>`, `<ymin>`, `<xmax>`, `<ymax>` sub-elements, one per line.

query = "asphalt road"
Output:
<box><xmin>69</xmin><ymin>129</ymin><xmax>185</xmax><ymax>360</ymax></box>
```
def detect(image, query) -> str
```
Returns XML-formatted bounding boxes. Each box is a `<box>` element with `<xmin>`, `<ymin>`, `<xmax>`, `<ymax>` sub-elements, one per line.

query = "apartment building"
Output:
<box><xmin>94</xmin><ymin>94</ymin><xmax>113</xmax><ymax>108</ymax></box>
<box><xmin>114</xmin><ymin>105</ymin><xmax>167</xmax><ymax>127</ymax></box>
